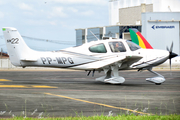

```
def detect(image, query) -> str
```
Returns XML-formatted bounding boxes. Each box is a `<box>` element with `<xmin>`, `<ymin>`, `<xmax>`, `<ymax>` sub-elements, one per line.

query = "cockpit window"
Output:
<box><xmin>109</xmin><ymin>41</ymin><xmax>126</xmax><ymax>52</ymax></box>
<box><xmin>127</xmin><ymin>41</ymin><xmax>141</xmax><ymax>51</ymax></box>
<box><xmin>89</xmin><ymin>43</ymin><xmax>107</xmax><ymax>53</ymax></box>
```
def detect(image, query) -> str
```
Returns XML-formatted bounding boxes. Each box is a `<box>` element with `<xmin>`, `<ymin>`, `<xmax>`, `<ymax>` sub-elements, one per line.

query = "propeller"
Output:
<box><xmin>166</xmin><ymin>42</ymin><xmax>178</xmax><ymax>71</ymax></box>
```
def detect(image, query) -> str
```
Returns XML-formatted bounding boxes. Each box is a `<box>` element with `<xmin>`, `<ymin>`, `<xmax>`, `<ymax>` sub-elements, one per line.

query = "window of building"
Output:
<box><xmin>126</xmin><ymin>41</ymin><xmax>141</xmax><ymax>51</ymax></box>
<box><xmin>89</xmin><ymin>43</ymin><xmax>107</xmax><ymax>53</ymax></box>
<box><xmin>82</xmin><ymin>35</ymin><xmax>85</xmax><ymax>40</ymax></box>
<box><xmin>109</xmin><ymin>41</ymin><xmax>126</xmax><ymax>52</ymax></box>
<box><xmin>100</xmin><ymin>34</ymin><xmax>103</xmax><ymax>39</ymax></box>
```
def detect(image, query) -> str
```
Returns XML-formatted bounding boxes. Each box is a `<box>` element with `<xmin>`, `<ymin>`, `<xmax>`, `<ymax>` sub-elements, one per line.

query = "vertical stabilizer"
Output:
<box><xmin>129</xmin><ymin>28</ymin><xmax>153</xmax><ymax>49</ymax></box>
<box><xmin>2</xmin><ymin>27</ymin><xmax>34</xmax><ymax>66</ymax></box>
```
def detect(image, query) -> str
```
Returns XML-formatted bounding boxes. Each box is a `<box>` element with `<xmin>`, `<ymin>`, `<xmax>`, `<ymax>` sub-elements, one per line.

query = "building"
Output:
<box><xmin>75</xmin><ymin>0</ymin><xmax>180</xmax><ymax>54</ymax></box>
<box><xmin>109</xmin><ymin>0</ymin><xmax>180</xmax><ymax>25</ymax></box>
<box><xmin>142</xmin><ymin>12</ymin><xmax>180</xmax><ymax>54</ymax></box>
<box><xmin>76</xmin><ymin>25</ymin><xmax>141</xmax><ymax>46</ymax></box>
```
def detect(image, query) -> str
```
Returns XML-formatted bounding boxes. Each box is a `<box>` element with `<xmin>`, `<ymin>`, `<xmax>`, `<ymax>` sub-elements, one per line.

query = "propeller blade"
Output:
<box><xmin>166</xmin><ymin>46</ymin><xmax>169</xmax><ymax>51</ymax></box>
<box><xmin>170</xmin><ymin>42</ymin><xmax>173</xmax><ymax>53</ymax></box>
<box><xmin>169</xmin><ymin>58</ymin><xmax>172</xmax><ymax>72</ymax></box>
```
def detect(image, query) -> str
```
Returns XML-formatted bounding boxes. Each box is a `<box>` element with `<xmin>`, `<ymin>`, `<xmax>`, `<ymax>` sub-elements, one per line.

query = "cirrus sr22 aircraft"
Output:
<box><xmin>2</xmin><ymin>27</ymin><xmax>178</xmax><ymax>85</ymax></box>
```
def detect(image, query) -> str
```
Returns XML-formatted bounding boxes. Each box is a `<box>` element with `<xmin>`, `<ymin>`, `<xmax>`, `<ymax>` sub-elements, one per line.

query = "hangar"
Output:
<box><xmin>141</xmin><ymin>12</ymin><xmax>180</xmax><ymax>54</ymax></box>
<box><xmin>76</xmin><ymin>0</ymin><xmax>180</xmax><ymax>54</ymax></box>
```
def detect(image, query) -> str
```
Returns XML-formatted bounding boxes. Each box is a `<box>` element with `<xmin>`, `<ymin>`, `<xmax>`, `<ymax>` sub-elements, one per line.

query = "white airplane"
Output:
<box><xmin>2</xmin><ymin>27</ymin><xmax>178</xmax><ymax>85</ymax></box>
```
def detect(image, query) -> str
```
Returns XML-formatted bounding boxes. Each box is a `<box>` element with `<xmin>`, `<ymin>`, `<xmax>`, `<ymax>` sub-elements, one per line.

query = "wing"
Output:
<box><xmin>73</xmin><ymin>54</ymin><xmax>142</xmax><ymax>70</ymax></box>
<box><xmin>59</xmin><ymin>50</ymin><xmax>142</xmax><ymax>70</ymax></box>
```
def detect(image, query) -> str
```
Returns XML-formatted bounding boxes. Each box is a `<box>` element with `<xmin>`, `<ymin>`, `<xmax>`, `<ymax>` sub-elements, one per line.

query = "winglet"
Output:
<box><xmin>129</xmin><ymin>28</ymin><xmax>153</xmax><ymax>49</ymax></box>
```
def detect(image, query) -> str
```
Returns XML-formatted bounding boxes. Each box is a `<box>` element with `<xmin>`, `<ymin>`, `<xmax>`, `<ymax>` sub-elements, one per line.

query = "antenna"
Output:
<box><xmin>90</xmin><ymin>31</ymin><xmax>100</xmax><ymax>41</ymax></box>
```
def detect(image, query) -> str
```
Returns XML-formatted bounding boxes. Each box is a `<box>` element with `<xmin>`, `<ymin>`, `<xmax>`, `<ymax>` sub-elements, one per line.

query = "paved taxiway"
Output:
<box><xmin>0</xmin><ymin>69</ymin><xmax>180</xmax><ymax>117</ymax></box>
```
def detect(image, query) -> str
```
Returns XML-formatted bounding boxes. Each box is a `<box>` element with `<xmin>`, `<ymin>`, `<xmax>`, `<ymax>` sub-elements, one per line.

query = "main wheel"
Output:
<box><xmin>155</xmin><ymin>83</ymin><xmax>161</xmax><ymax>85</ymax></box>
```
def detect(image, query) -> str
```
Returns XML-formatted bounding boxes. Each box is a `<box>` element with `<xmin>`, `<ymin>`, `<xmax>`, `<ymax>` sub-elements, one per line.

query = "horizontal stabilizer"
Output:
<box><xmin>20</xmin><ymin>58</ymin><xmax>37</xmax><ymax>62</ymax></box>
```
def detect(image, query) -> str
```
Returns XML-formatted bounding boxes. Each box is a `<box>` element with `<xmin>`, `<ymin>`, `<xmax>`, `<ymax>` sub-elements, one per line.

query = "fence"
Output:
<box><xmin>0</xmin><ymin>59</ymin><xmax>16</xmax><ymax>69</ymax></box>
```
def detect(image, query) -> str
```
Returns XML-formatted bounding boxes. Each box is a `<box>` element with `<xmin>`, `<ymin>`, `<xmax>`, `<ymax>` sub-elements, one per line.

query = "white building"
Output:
<box><xmin>109</xmin><ymin>0</ymin><xmax>180</xmax><ymax>25</ymax></box>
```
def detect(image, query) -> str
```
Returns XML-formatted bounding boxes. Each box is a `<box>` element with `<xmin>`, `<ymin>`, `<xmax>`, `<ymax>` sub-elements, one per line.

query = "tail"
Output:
<box><xmin>129</xmin><ymin>28</ymin><xmax>153</xmax><ymax>49</ymax></box>
<box><xmin>2</xmin><ymin>27</ymin><xmax>36</xmax><ymax>66</ymax></box>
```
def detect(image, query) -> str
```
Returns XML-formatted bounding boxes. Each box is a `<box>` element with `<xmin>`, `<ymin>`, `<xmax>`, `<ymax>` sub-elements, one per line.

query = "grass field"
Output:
<box><xmin>1</xmin><ymin>115</ymin><xmax>180</xmax><ymax>120</ymax></box>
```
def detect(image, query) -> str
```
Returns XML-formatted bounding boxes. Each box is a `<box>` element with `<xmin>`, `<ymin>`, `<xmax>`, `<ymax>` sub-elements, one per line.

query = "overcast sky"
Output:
<box><xmin>0</xmin><ymin>0</ymin><xmax>109</xmax><ymax>52</ymax></box>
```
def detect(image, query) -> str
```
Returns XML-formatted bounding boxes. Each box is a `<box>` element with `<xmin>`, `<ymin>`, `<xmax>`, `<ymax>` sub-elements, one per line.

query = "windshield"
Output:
<box><xmin>126</xmin><ymin>41</ymin><xmax>141</xmax><ymax>51</ymax></box>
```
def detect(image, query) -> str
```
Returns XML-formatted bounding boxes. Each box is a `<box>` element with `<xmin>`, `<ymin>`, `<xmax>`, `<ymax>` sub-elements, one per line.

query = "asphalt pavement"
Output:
<box><xmin>0</xmin><ymin>69</ymin><xmax>180</xmax><ymax>117</ymax></box>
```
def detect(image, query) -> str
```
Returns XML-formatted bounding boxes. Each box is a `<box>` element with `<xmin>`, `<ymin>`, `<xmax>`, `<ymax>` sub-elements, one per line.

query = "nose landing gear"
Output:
<box><xmin>146</xmin><ymin>68</ymin><xmax>165</xmax><ymax>85</ymax></box>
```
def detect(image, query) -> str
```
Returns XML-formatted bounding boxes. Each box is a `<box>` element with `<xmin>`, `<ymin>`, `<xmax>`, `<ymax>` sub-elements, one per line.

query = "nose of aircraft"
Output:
<box><xmin>169</xmin><ymin>52</ymin><xmax>178</xmax><ymax>59</ymax></box>
<box><xmin>166</xmin><ymin>42</ymin><xmax>178</xmax><ymax>70</ymax></box>
<box><xmin>166</xmin><ymin>42</ymin><xmax>178</xmax><ymax>59</ymax></box>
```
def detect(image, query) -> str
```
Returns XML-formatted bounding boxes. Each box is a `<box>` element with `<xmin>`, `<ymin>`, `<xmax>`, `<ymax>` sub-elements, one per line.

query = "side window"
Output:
<box><xmin>109</xmin><ymin>41</ymin><xmax>126</xmax><ymax>52</ymax></box>
<box><xmin>89</xmin><ymin>43</ymin><xmax>107</xmax><ymax>53</ymax></box>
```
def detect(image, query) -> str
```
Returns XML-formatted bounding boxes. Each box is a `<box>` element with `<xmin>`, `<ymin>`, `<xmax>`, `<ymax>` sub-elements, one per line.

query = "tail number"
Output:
<box><xmin>7</xmin><ymin>38</ymin><xmax>19</xmax><ymax>44</ymax></box>
<box><xmin>41</xmin><ymin>57</ymin><xmax>74</xmax><ymax>65</ymax></box>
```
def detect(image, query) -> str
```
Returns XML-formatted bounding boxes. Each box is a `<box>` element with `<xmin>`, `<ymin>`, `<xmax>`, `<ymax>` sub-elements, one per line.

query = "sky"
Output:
<box><xmin>0</xmin><ymin>0</ymin><xmax>109</xmax><ymax>52</ymax></box>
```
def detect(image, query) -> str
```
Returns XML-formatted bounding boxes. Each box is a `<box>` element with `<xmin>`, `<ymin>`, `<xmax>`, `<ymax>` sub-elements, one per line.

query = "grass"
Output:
<box><xmin>0</xmin><ymin>114</ymin><xmax>180</xmax><ymax>120</ymax></box>
<box><xmin>1</xmin><ymin>97</ymin><xmax>178</xmax><ymax>118</ymax></box>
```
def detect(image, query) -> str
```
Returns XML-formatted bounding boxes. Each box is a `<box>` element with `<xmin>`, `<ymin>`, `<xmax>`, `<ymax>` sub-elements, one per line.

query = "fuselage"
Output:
<box><xmin>17</xmin><ymin>38</ymin><xmax>169</xmax><ymax>71</ymax></box>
